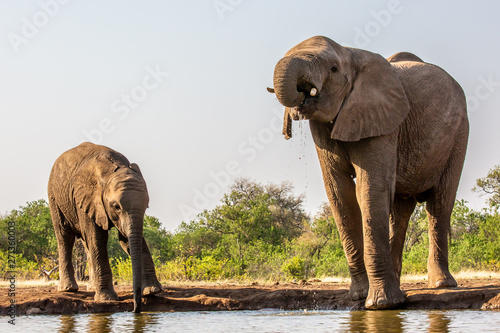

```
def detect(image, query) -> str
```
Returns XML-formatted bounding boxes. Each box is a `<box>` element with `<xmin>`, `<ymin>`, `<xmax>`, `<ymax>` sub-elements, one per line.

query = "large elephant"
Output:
<box><xmin>270</xmin><ymin>36</ymin><xmax>468</xmax><ymax>309</ymax></box>
<box><xmin>47</xmin><ymin>142</ymin><xmax>163</xmax><ymax>313</ymax></box>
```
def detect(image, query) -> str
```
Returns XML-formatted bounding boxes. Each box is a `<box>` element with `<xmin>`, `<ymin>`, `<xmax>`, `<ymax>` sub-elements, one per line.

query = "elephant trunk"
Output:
<box><xmin>127</xmin><ymin>214</ymin><xmax>143</xmax><ymax>313</ymax></box>
<box><xmin>273</xmin><ymin>56</ymin><xmax>316</xmax><ymax>107</ymax></box>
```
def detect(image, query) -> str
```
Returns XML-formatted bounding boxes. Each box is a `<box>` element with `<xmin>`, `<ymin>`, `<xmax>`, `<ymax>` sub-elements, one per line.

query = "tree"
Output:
<box><xmin>265</xmin><ymin>181</ymin><xmax>308</xmax><ymax>239</ymax></box>
<box><xmin>404</xmin><ymin>203</ymin><xmax>428</xmax><ymax>251</ymax></box>
<box><xmin>0</xmin><ymin>199</ymin><xmax>57</xmax><ymax>262</ymax></box>
<box><xmin>73</xmin><ymin>238</ymin><xmax>87</xmax><ymax>281</ymax></box>
<box><xmin>171</xmin><ymin>178</ymin><xmax>309</xmax><ymax>276</ymax></box>
<box><xmin>172</xmin><ymin>219</ymin><xmax>221</xmax><ymax>258</ymax></box>
<box><xmin>142</xmin><ymin>215</ymin><xmax>173</xmax><ymax>262</ymax></box>
<box><xmin>473</xmin><ymin>165</ymin><xmax>500</xmax><ymax>208</ymax></box>
<box><xmin>0</xmin><ymin>200</ymin><xmax>58</xmax><ymax>279</ymax></box>
<box><xmin>204</xmin><ymin>178</ymin><xmax>308</xmax><ymax>246</ymax></box>
<box><xmin>300</xmin><ymin>202</ymin><xmax>338</xmax><ymax>260</ymax></box>
<box><xmin>450</xmin><ymin>199</ymin><xmax>485</xmax><ymax>240</ymax></box>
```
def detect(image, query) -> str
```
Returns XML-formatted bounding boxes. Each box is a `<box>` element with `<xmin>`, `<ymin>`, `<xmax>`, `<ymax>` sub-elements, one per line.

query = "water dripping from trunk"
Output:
<box><xmin>296</xmin><ymin>116</ymin><xmax>309</xmax><ymax>191</ymax></box>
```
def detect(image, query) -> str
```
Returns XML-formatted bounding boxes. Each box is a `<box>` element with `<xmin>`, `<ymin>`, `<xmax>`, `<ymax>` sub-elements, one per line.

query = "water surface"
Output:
<box><xmin>4</xmin><ymin>309</ymin><xmax>500</xmax><ymax>332</ymax></box>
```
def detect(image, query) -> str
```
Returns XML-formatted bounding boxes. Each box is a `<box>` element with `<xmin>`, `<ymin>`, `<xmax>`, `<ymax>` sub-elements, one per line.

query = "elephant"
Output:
<box><xmin>269</xmin><ymin>36</ymin><xmax>469</xmax><ymax>309</ymax></box>
<box><xmin>47</xmin><ymin>142</ymin><xmax>163</xmax><ymax>313</ymax></box>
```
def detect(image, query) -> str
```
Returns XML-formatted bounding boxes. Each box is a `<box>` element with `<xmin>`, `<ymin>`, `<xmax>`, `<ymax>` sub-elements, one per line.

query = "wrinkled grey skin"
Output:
<box><xmin>270</xmin><ymin>36</ymin><xmax>469</xmax><ymax>309</ymax></box>
<box><xmin>48</xmin><ymin>142</ymin><xmax>163</xmax><ymax>313</ymax></box>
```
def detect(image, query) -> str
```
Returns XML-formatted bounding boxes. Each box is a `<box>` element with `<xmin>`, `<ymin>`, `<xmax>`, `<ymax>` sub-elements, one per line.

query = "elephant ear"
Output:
<box><xmin>331</xmin><ymin>49</ymin><xmax>410</xmax><ymax>142</ymax></box>
<box><xmin>73</xmin><ymin>157</ymin><xmax>114</xmax><ymax>230</ymax></box>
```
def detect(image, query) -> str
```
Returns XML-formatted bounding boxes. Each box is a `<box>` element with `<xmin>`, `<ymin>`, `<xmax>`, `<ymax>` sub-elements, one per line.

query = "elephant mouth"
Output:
<box><xmin>294</xmin><ymin>79</ymin><xmax>319</xmax><ymax>119</ymax></box>
<box><xmin>295</xmin><ymin>98</ymin><xmax>318</xmax><ymax>118</ymax></box>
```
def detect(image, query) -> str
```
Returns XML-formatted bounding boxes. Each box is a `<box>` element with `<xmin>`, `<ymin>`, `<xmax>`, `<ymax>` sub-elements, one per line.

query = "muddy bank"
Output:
<box><xmin>2</xmin><ymin>278</ymin><xmax>500</xmax><ymax>315</ymax></box>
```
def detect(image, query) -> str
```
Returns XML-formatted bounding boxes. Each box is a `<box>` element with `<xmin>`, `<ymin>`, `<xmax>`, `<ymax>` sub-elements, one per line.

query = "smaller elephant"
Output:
<box><xmin>48</xmin><ymin>142</ymin><xmax>163</xmax><ymax>313</ymax></box>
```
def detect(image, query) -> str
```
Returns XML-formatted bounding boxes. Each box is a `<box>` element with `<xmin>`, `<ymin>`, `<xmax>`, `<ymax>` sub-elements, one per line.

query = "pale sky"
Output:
<box><xmin>1</xmin><ymin>0</ymin><xmax>499</xmax><ymax>231</ymax></box>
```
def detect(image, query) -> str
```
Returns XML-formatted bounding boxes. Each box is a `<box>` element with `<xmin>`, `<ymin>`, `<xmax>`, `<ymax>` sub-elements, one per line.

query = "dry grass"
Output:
<box><xmin>400</xmin><ymin>274</ymin><xmax>428</xmax><ymax>283</ymax></box>
<box><xmin>2</xmin><ymin>271</ymin><xmax>499</xmax><ymax>288</ymax></box>
<box><xmin>320</xmin><ymin>276</ymin><xmax>351</xmax><ymax>284</ymax></box>
<box><xmin>401</xmin><ymin>270</ymin><xmax>500</xmax><ymax>283</ymax></box>
<box><xmin>0</xmin><ymin>279</ymin><xmax>58</xmax><ymax>288</ymax></box>
<box><xmin>453</xmin><ymin>270</ymin><xmax>500</xmax><ymax>279</ymax></box>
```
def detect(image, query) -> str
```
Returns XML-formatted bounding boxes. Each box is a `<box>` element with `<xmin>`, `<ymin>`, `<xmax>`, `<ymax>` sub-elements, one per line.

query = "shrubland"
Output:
<box><xmin>3</xmin><ymin>165</ymin><xmax>500</xmax><ymax>283</ymax></box>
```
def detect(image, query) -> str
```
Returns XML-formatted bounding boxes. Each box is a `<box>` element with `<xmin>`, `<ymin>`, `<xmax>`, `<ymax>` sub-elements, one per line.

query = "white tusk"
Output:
<box><xmin>310</xmin><ymin>88</ymin><xmax>317</xmax><ymax>96</ymax></box>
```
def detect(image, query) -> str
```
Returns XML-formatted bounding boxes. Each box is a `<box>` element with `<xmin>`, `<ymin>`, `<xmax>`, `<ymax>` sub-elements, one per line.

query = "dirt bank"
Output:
<box><xmin>2</xmin><ymin>277</ymin><xmax>500</xmax><ymax>315</ymax></box>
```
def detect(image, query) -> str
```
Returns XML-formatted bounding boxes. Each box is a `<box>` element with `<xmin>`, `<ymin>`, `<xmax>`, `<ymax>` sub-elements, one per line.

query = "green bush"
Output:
<box><xmin>155</xmin><ymin>259</ymin><xmax>186</xmax><ymax>281</ymax></box>
<box><xmin>182</xmin><ymin>255</ymin><xmax>229</xmax><ymax>281</ymax></box>
<box><xmin>111</xmin><ymin>257</ymin><xmax>133</xmax><ymax>283</ymax></box>
<box><xmin>402</xmin><ymin>241</ymin><xmax>428</xmax><ymax>275</ymax></box>
<box><xmin>282</xmin><ymin>255</ymin><xmax>306</xmax><ymax>279</ymax></box>
<box><xmin>0</xmin><ymin>250</ymin><xmax>46</xmax><ymax>280</ymax></box>
<box><xmin>7</xmin><ymin>176</ymin><xmax>500</xmax><ymax>284</ymax></box>
<box><xmin>312</xmin><ymin>244</ymin><xmax>350</xmax><ymax>278</ymax></box>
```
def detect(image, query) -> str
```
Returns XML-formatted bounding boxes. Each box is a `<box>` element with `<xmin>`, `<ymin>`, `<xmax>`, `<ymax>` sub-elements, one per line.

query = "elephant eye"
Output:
<box><xmin>331</xmin><ymin>66</ymin><xmax>339</xmax><ymax>73</ymax></box>
<box><xmin>112</xmin><ymin>203</ymin><xmax>121</xmax><ymax>211</ymax></box>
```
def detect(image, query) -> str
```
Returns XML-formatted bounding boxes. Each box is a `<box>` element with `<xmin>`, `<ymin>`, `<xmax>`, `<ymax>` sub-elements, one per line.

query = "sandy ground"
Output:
<box><xmin>1</xmin><ymin>274</ymin><xmax>500</xmax><ymax>315</ymax></box>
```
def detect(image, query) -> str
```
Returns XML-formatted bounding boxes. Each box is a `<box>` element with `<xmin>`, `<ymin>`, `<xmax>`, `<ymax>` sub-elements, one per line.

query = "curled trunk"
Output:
<box><xmin>273</xmin><ymin>56</ymin><xmax>312</xmax><ymax>107</ymax></box>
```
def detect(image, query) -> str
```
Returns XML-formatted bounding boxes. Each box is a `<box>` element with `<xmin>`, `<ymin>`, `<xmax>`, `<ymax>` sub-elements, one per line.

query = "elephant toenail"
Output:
<box><xmin>365</xmin><ymin>299</ymin><xmax>374</xmax><ymax>308</ymax></box>
<box><xmin>377</xmin><ymin>298</ymin><xmax>388</xmax><ymax>307</ymax></box>
<box><xmin>436</xmin><ymin>280</ymin><xmax>446</xmax><ymax>288</ymax></box>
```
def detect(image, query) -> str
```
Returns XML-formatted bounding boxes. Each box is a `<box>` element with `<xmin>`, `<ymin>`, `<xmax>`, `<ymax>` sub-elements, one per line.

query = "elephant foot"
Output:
<box><xmin>432</xmin><ymin>278</ymin><xmax>457</xmax><ymax>288</ymax></box>
<box><xmin>86</xmin><ymin>280</ymin><xmax>97</xmax><ymax>292</ymax></box>
<box><xmin>143</xmin><ymin>285</ymin><xmax>163</xmax><ymax>296</ymax></box>
<box><xmin>142</xmin><ymin>277</ymin><xmax>164</xmax><ymax>296</ymax></box>
<box><xmin>365</xmin><ymin>283</ymin><xmax>405</xmax><ymax>310</ymax></box>
<box><xmin>94</xmin><ymin>288</ymin><xmax>119</xmax><ymax>302</ymax></box>
<box><xmin>58</xmin><ymin>280</ymin><xmax>78</xmax><ymax>292</ymax></box>
<box><xmin>349</xmin><ymin>273</ymin><xmax>369</xmax><ymax>300</ymax></box>
<box><xmin>428</xmin><ymin>266</ymin><xmax>457</xmax><ymax>288</ymax></box>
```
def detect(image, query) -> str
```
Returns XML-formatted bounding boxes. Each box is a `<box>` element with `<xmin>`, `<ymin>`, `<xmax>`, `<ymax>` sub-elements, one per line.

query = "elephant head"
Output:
<box><xmin>270</xmin><ymin>36</ymin><xmax>410</xmax><ymax>142</ymax></box>
<box><xmin>74</xmin><ymin>156</ymin><xmax>149</xmax><ymax>313</ymax></box>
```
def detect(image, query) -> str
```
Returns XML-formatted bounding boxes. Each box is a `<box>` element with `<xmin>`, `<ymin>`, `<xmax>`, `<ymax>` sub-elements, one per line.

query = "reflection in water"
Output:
<box><xmin>130</xmin><ymin>313</ymin><xmax>158</xmax><ymax>333</ymax></box>
<box><xmin>348</xmin><ymin>311</ymin><xmax>368</xmax><ymax>332</ymax></box>
<box><xmin>88</xmin><ymin>313</ymin><xmax>113</xmax><ymax>333</ymax></box>
<box><xmin>17</xmin><ymin>309</ymin><xmax>498</xmax><ymax>332</ymax></box>
<box><xmin>346</xmin><ymin>309</ymin><xmax>454</xmax><ymax>332</ymax></box>
<box><xmin>348</xmin><ymin>310</ymin><xmax>404</xmax><ymax>333</ymax></box>
<box><xmin>56</xmin><ymin>312</ymin><xmax>158</xmax><ymax>333</ymax></box>
<box><xmin>58</xmin><ymin>315</ymin><xmax>76</xmax><ymax>333</ymax></box>
<box><xmin>85</xmin><ymin>312</ymin><xmax>158</xmax><ymax>332</ymax></box>
<box><xmin>428</xmin><ymin>311</ymin><xmax>450</xmax><ymax>333</ymax></box>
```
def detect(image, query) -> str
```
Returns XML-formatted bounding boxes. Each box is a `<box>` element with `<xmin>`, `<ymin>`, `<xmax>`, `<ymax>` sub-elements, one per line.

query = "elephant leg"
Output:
<box><xmin>425</xmin><ymin>123</ymin><xmax>467</xmax><ymax>289</ymax></box>
<box><xmin>81</xmin><ymin>242</ymin><xmax>96</xmax><ymax>292</ymax></box>
<box><xmin>49</xmin><ymin>200</ymin><xmax>78</xmax><ymax>292</ymax></box>
<box><xmin>79</xmin><ymin>213</ymin><xmax>118</xmax><ymax>301</ymax></box>
<box><xmin>355</xmin><ymin>179</ymin><xmax>404</xmax><ymax>309</ymax></box>
<box><xmin>314</xmin><ymin>149</ymin><xmax>368</xmax><ymax>301</ymax></box>
<box><xmin>138</xmin><ymin>238</ymin><xmax>163</xmax><ymax>295</ymax></box>
<box><xmin>426</xmin><ymin>195</ymin><xmax>457</xmax><ymax>288</ymax></box>
<box><xmin>390</xmin><ymin>196</ymin><xmax>417</xmax><ymax>282</ymax></box>
<box><xmin>350</xmin><ymin>134</ymin><xmax>404</xmax><ymax>309</ymax></box>
<box><xmin>119</xmin><ymin>233</ymin><xmax>163</xmax><ymax>295</ymax></box>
